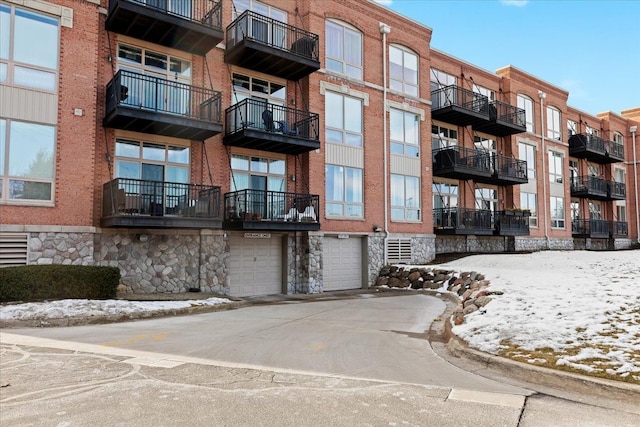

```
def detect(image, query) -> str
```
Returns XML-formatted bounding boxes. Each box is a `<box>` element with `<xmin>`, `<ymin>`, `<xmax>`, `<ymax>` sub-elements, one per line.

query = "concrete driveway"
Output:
<box><xmin>2</xmin><ymin>293</ymin><xmax>639</xmax><ymax>426</ymax></box>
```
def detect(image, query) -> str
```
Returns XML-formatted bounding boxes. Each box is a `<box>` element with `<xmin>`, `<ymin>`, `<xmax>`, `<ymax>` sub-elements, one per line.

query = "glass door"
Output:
<box><xmin>142</xmin><ymin>163</ymin><xmax>164</xmax><ymax>216</ymax></box>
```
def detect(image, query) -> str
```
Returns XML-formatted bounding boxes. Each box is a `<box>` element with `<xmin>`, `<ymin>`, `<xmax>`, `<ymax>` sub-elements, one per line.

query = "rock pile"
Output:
<box><xmin>375</xmin><ymin>265</ymin><xmax>501</xmax><ymax>325</ymax></box>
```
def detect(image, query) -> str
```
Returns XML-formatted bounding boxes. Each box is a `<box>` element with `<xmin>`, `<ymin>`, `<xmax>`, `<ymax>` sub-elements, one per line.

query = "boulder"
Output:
<box><xmin>463</xmin><ymin>304</ymin><xmax>479</xmax><ymax>315</ymax></box>
<box><xmin>475</xmin><ymin>296</ymin><xmax>492</xmax><ymax>307</ymax></box>
<box><xmin>375</xmin><ymin>277</ymin><xmax>389</xmax><ymax>287</ymax></box>
<box><xmin>408</xmin><ymin>271</ymin><xmax>422</xmax><ymax>282</ymax></box>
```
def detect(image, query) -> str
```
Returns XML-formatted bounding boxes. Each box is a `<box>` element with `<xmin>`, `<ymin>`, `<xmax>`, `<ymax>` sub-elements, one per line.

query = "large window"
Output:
<box><xmin>567</xmin><ymin>119</ymin><xmax>577</xmax><ymax>139</ymax></box>
<box><xmin>325</xmin><ymin>164</ymin><xmax>363</xmax><ymax>218</ymax></box>
<box><xmin>517</xmin><ymin>95</ymin><xmax>534</xmax><ymax>133</ymax></box>
<box><xmin>390</xmin><ymin>109</ymin><xmax>419</xmax><ymax>156</ymax></box>
<box><xmin>389</xmin><ymin>45</ymin><xmax>418</xmax><ymax>96</ymax></box>
<box><xmin>613</xmin><ymin>132</ymin><xmax>624</xmax><ymax>146</ymax></box>
<box><xmin>115</xmin><ymin>139</ymin><xmax>190</xmax><ymax>184</ymax></box>
<box><xmin>230</xmin><ymin>154</ymin><xmax>285</xmax><ymax>192</ymax></box>
<box><xmin>0</xmin><ymin>4</ymin><xmax>59</xmax><ymax>91</ymax></box>
<box><xmin>518</xmin><ymin>143</ymin><xmax>536</xmax><ymax>179</ymax></box>
<box><xmin>432</xmin><ymin>124</ymin><xmax>457</xmax><ymax>150</ymax></box>
<box><xmin>550</xmin><ymin>196</ymin><xmax>565</xmax><ymax>228</ymax></box>
<box><xmin>548</xmin><ymin>151</ymin><xmax>563</xmax><ymax>184</ymax></box>
<box><xmin>589</xmin><ymin>201</ymin><xmax>602</xmax><ymax>220</ymax></box>
<box><xmin>325</xmin><ymin>91</ymin><xmax>363</xmax><ymax>147</ymax></box>
<box><xmin>546</xmin><ymin>106</ymin><xmax>561</xmax><ymax>140</ymax></box>
<box><xmin>520</xmin><ymin>192</ymin><xmax>538</xmax><ymax>227</ymax></box>
<box><xmin>0</xmin><ymin>119</ymin><xmax>55</xmax><ymax>202</ymax></box>
<box><xmin>391</xmin><ymin>174</ymin><xmax>419</xmax><ymax>221</ymax></box>
<box><xmin>475</xmin><ymin>187</ymin><xmax>497</xmax><ymax>212</ymax></box>
<box><xmin>325</xmin><ymin>20</ymin><xmax>362</xmax><ymax>80</ymax></box>
<box><xmin>433</xmin><ymin>182</ymin><xmax>458</xmax><ymax>210</ymax></box>
<box><xmin>430</xmin><ymin>69</ymin><xmax>455</xmax><ymax>91</ymax></box>
<box><xmin>117</xmin><ymin>43</ymin><xmax>192</xmax><ymax>114</ymax></box>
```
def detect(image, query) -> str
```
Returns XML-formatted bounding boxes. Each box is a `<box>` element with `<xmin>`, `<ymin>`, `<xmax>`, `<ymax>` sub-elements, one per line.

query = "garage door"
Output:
<box><xmin>323</xmin><ymin>236</ymin><xmax>363</xmax><ymax>291</ymax></box>
<box><xmin>230</xmin><ymin>235</ymin><xmax>283</xmax><ymax>297</ymax></box>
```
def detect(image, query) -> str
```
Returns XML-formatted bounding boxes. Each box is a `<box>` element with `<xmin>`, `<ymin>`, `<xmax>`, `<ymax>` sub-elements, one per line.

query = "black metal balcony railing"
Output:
<box><xmin>433</xmin><ymin>208</ymin><xmax>494</xmax><ymax>235</ymax></box>
<box><xmin>475</xmin><ymin>100</ymin><xmax>527</xmax><ymax>136</ymax></box>
<box><xmin>494</xmin><ymin>210</ymin><xmax>531</xmax><ymax>236</ymax></box>
<box><xmin>571</xmin><ymin>219</ymin><xmax>628</xmax><ymax>238</ymax></box>
<box><xmin>224</xmin><ymin>189</ymin><xmax>320</xmax><ymax>231</ymax></box>
<box><xmin>106</xmin><ymin>0</ymin><xmax>223</xmax><ymax>55</ymax></box>
<box><xmin>570</xmin><ymin>176</ymin><xmax>627</xmax><ymax>200</ymax></box>
<box><xmin>609</xmin><ymin>180</ymin><xmax>626</xmax><ymax>199</ymax></box>
<box><xmin>225</xmin><ymin>10</ymin><xmax>320</xmax><ymax>80</ymax></box>
<box><xmin>569</xmin><ymin>133</ymin><xmax>625</xmax><ymax>163</ymax></box>
<box><xmin>223</xmin><ymin>98</ymin><xmax>320</xmax><ymax>154</ymax></box>
<box><xmin>432</xmin><ymin>146</ymin><xmax>527</xmax><ymax>185</ymax></box>
<box><xmin>431</xmin><ymin>85</ymin><xmax>491</xmax><ymax>127</ymax></box>
<box><xmin>102</xmin><ymin>178</ymin><xmax>222</xmax><ymax>228</ymax></box>
<box><xmin>104</xmin><ymin>70</ymin><xmax>222</xmax><ymax>140</ymax></box>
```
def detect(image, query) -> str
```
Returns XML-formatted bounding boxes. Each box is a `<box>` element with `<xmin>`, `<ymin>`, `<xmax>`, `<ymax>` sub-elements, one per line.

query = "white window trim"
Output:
<box><xmin>320</xmin><ymin>81</ymin><xmax>369</xmax><ymax>105</ymax></box>
<box><xmin>5</xmin><ymin>0</ymin><xmax>73</xmax><ymax>27</ymax></box>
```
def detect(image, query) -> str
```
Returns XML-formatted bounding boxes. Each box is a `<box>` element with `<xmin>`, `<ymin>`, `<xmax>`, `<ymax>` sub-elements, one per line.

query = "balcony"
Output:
<box><xmin>569</xmin><ymin>134</ymin><xmax>625</xmax><ymax>164</ymax></box>
<box><xmin>103</xmin><ymin>70</ymin><xmax>222</xmax><ymax>140</ymax></box>
<box><xmin>572</xmin><ymin>219</ymin><xmax>628</xmax><ymax>238</ymax></box>
<box><xmin>223</xmin><ymin>99</ymin><xmax>320</xmax><ymax>155</ymax></box>
<box><xmin>570</xmin><ymin>176</ymin><xmax>626</xmax><ymax>201</ymax></box>
<box><xmin>101</xmin><ymin>178</ymin><xmax>222</xmax><ymax>229</ymax></box>
<box><xmin>474</xmin><ymin>101</ymin><xmax>526</xmax><ymax>136</ymax></box>
<box><xmin>105</xmin><ymin>0</ymin><xmax>223</xmax><ymax>55</ymax></box>
<box><xmin>225</xmin><ymin>10</ymin><xmax>320</xmax><ymax>81</ymax></box>
<box><xmin>432</xmin><ymin>147</ymin><xmax>527</xmax><ymax>185</ymax></box>
<box><xmin>494</xmin><ymin>210</ymin><xmax>531</xmax><ymax>236</ymax></box>
<box><xmin>433</xmin><ymin>208</ymin><xmax>494</xmax><ymax>235</ymax></box>
<box><xmin>431</xmin><ymin>85</ymin><xmax>490</xmax><ymax>127</ymax></box>
<box><xmin>223</xmin><ymin>190</ymin><xmax>320</xmax><ymax>231</ymax></box>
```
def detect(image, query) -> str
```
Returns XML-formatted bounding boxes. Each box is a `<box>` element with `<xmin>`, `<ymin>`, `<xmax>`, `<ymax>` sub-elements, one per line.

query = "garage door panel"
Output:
<box><xmin>230</xmin><ymin>236</ymin><xmax>282</xmax><ymax>297</ymax></box>
<box><xmin>323</xmin><ymin>237</ymin><xmax>362</xmax><ymax>291</ymax></box>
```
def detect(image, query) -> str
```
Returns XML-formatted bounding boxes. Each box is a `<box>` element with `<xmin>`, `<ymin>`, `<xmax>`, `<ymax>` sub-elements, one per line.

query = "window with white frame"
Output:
<box><xmin>233</xmin><ymin>0</ymin><xmax>286</xmax><ymax>21</ymax></box>
<box><xmin>0</xmin><ymin>4</ymin><xmax>59</xmax><ymax>91</ymax></box>
<box><xmin>230</xmin><ymin>154</ymin><xmax>286</xmax><ymax>193</ymax></box>
<box><xmin>475</xmin><ymin>187</ymin><xmax>497</xmax><ymax>212</ymax></box>
<box><xmin>589</xmin><ymin>201</ymin><xmax>602</xmax><ymax>220</ymax></box>
<box><xmin>430</xmin><ymin>68</ymin><xmax>455</xmax><ymax>91</ymax></box>
<box><xmin>616</xmin><ymin>205</ymin><xmax>626</xmax><ymax>222</ymax></box>
<box><xmin>325</xmin><ymin>20</ymin><xmax>362</xmax><ymax>80</ymax></box>
<box><xmin>613</xmin><ymin>132</ymin><xmax>624</xmax><ymax>146</ymax></box>
<box><xmin>520</xmin><ymin>192</ymin><xmax>538</xmax><ymax>227</ymax></box>
<box><xmin>431</xmin><ymin>124</ymin><xmax>457</xmax><ymax>150</ymax></box>
<box><xmin>518</xmin><ymin>142</ymin><xmax>536</xmax><ymax>179</ymax></box>
<box><xmin>570</xmin><ymin>200</ymin><xmax>580</xmax><ymax>221</ymax></box>
<box><xmin>587</xmin><ymin>162</ymin><xmax>601</xmax><ymax>177</ymax></box>
<box><xmin>325</xmin><ymin>91</ymin><xmax>363</xmax><ymax>147</ymax></box>
<box><xmin>231</xmin><ymin>0</ymin><xmax>287</xmax><ymax>48</ymax></box>
<box><xmin>548</xmin><ymin>151</ymin><xmax>563</xmax><ymax>184</ymax></box>
<box><xmin>430</xmin><ymin>69</ymin><xmax>456</xmax><ymax>109</ymax></box>
<box><xmin>586</xmin><ymin>126</ymin><xmax>598</xmax><ymax>136</ymax></box>
<box><xmin>567</xmin><ymin>119</ymin><xmax>577</xmax><ymax>139</ymax></box>
<box><xmin>390</xmin><ymin>109</ymin><xmax>419</xmax><ymax>156</ymax></box>
<box><xmin>115</xmin><ymin>139</ymin><xmax>190</xmax><ymax>184</ymax></box>
<box><xmin>517</xmin><ymin>95</ymin><xmax>534</xmax><ymax>133</ymax></box>
<box><xmin>0</xmin><ymin>119</ymin><xmax>55</xmax><ymax>202</ymax></box>
<box><xmin>391</xmin><ymin>174</ymin><xmax>420</xmax><ymax>221</ymax></box>
<box><xmin>569</xmin><ymin>159</ymin><xmax>579</xmax><ymax>186</ymax></box>
<box><xmin>432</xmin><ymin>182</ymin><xmax>458</xmax><ymax>210</ymax></box>
<box><xmin>325</xmin><ymin>164</ymin><xmax>363</xmax><ymax>218</ymax></box>
<box><xmin>473</xmin><ymin>84</ymin><xmax>495</xmax><ymax>102</ymax></box>
<box><xmin>615</xmin><ymin>168</ymin><xmax>625</xmax><ymax>184</ymax></box>
<box><xmin>389</xmin><ymin>45</ymin><xmax>418</xmax><ymax>96</ymax></box>
<box><xmin>550</xmin><ymin>196</ymin><xmax>565</xmax><ymax>228</ymax></box>
<box><xmin>546</xmin><ymin>106</ymin><xmax>561</xmax><ymax>140</ymax></box>
<box><xmin>117</xmin><ymin>43</ymin><xmax>192</xmax><ymax>114</ymax></box>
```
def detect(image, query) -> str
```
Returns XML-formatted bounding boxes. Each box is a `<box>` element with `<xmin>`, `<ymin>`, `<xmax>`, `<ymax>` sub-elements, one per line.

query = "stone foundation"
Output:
<box><xmin>287</xmin><ymin>233</ymin><xmax>322</xmax><ymax>294</ymax></box>
<box><xmin>29</xmin><ymin>232</ymin><xmax>94</xmax><ymax>265</ymax></box>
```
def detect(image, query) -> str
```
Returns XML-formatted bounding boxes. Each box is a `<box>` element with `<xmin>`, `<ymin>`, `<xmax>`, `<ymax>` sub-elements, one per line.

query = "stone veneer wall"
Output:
<box><xmin>367</xmin><ymin>235</ymin><xmax>385</xmax><ymax>286</ymax></box>
<box><xmin>95</xmin><ymin>231</ymin><xmax>228</xmax><ymax>294</ymax></box>
<box><xmin>412</xmin><ymin>235</ymin><xmax>435</xmax><ymax>264</ymax></box>
<box><xmin>29</xmin><ymin>232</ymin><xmax>94</xmax><ymax>265</ymax></box>
<box><xmin>286</xmin><ymin>233</ymin><xmax>322</xmax><ymax>294</ymax></box>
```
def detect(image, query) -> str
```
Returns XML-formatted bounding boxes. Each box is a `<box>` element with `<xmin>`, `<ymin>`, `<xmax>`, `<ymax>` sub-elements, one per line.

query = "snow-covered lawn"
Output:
<box><xmin>0</xmin><ymin>297</ymin><xmax>232</xmax><ymax>322</ymax></box>
<box><xmin>442</xmin><ymin>250</ymin><xmax>640</xmax><ymax>384</ymax></box>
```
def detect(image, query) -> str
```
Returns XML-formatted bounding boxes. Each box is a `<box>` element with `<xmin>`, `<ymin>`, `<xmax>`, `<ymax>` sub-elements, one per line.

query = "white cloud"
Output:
<box><xmin>500</xmin><ymin>0</ymin><xmax>529</xmax><ymax>6</ymax></box>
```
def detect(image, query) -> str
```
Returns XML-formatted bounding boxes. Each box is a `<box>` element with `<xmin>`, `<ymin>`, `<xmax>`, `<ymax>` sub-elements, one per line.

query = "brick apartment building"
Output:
<box><xmin>1</xmin><ymin>0</ymin><xmax>638</xmax><ymax>296</ymax></box>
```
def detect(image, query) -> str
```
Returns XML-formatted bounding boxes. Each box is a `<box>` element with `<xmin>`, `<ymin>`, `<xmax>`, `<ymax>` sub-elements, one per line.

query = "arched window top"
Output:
<box><xmin>325</xmin><ymin>19</ymin><xmax>363</xmax><ymax>80</ymax></box>
<box><xmin>389</xmin><ymin>44</ymin><xmax>418</xmax><ymax>97</ymax></box>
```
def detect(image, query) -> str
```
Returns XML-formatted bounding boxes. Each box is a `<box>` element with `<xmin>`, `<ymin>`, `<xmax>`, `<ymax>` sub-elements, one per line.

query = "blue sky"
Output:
<box><xmin>375</xmin><ymin>0</ymin><xmax>640</xmax><ymax>116</ymax></box>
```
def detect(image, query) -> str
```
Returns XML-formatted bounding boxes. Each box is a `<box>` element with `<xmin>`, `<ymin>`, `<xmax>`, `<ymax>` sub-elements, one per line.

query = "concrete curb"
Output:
<box><xmin>0</xmin><ymin>300</ymin><xmax>247</xmax><ymax>329</ymax></box>
<box><xmin>440</xmin><ymin>299</ymin><xmax>640</xmax><ymax>404</ymax></box>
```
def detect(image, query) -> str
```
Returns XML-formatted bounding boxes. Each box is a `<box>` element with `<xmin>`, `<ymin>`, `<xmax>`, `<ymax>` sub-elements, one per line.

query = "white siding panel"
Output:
<box><xmin>0</xmin><ymin>86</ymin><xmax>58</xmax><ymax>124</ymax></box>
<box><xmin>325</xmin><ymin>144</ymin><xmax>364</xmax><ymax>168</ymax></box>
<box><xmin>390</xmin><ymin>154</ymin><xmax>421</xmax><ymax>176</ymax></box>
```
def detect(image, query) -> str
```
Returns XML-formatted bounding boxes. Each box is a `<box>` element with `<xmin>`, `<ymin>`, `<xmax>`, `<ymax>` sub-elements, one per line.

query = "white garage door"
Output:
<box><xmin>230</xmin><ymin>235</ymin><xmax>283</xmax><ymax>297</ymax></box>
<box><xmin>323</xmin><ymin>236</ymin><xmax>363</xmax><ymax>291</ymax></box>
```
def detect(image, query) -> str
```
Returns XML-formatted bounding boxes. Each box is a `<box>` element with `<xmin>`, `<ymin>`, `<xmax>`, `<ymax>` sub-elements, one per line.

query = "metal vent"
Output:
<box><xmin>0</xmin><ymin>233</ymin><xmax>29</xmax><ymax>266</ymax></box>
<box><xmin>387</xmin><ymin>238</ymin><xmax>412</xmax><ymax>264</ymax></box>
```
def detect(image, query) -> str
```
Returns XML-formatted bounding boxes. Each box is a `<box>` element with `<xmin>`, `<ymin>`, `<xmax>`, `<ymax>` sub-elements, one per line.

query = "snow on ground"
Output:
<box><xmin>0</xmin><ymin>297</ymin><xmax>232</xmax><ymax>321</ymax></box>
<box><xmin>441</xmin><ymin>250</ymin><xmax>640</xmax><ymax>382</ymax></box>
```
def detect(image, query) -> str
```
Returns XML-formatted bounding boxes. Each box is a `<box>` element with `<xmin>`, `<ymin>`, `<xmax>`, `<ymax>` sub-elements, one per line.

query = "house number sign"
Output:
<box><xmin>244</xmin><ymin>233</ymin><xmax>271</xmax><ymax>239</ymax></box>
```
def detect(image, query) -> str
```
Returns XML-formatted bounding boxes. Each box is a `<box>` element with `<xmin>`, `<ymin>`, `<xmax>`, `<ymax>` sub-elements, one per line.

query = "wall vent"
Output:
<box><xmin>0</xmin><ymin>233</ymin><xmax>29</xmax><ymax>266</ymax></box>
<box><xmin>387</xmin><ymin>238</ymin><xmax>412</xmax><ymax>264</ymax></box>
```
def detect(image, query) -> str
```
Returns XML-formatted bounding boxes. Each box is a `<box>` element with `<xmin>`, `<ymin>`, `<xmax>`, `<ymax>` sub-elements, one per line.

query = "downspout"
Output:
<box><xmin>538</xmin><ymin>90</ymin><xmax>550</xmax><ymax>249</ymax></box>
<box><xmin>380</xmin><ymin>22</ymin><xmax>391</xmax><ymax>263</ymax></box>
<box><xmin>631</xmin><ymin>125</ymin><xmax>639</xmax><ymax>243</ymax></box>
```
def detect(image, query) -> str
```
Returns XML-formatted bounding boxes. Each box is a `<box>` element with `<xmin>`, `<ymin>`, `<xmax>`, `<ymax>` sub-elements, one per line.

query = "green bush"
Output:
<box><xmin>0</xmin><ymin>265</ymin><xmax>120</xmax><ymax>302</ymax></box>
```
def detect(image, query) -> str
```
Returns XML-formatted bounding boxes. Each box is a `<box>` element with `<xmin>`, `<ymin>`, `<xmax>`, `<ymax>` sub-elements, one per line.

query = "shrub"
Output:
<box><xmin>0</xmin><ymin>265</ymin><xmax>120</xmax><ymax>302</ymax></box>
